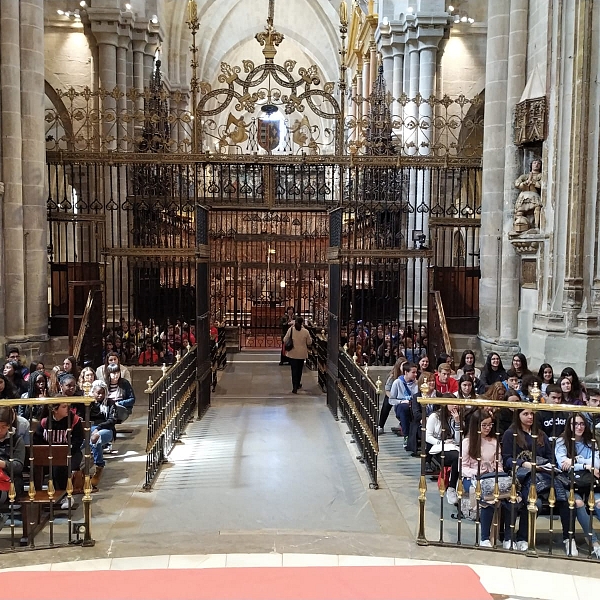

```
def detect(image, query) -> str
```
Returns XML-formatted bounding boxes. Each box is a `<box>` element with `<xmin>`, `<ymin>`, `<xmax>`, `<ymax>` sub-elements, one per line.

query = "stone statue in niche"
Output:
<box><xmin>512</xmin><ymin>159</ymin><xmax>542</xmax><ymax>234</ymax></box>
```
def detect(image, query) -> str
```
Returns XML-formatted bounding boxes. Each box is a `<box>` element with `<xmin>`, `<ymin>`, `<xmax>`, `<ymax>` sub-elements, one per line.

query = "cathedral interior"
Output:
<box><xmin>1</xmin><ymin>0</ymin><xmax>600</xmax><ymax>596</ymax></box>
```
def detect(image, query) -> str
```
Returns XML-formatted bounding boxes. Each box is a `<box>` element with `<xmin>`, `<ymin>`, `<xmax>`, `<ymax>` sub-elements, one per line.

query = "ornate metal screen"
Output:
<box><xmin>44</xmin><ymin>3</ymin><xmax>483</xmax><ymax>359</ymax></box>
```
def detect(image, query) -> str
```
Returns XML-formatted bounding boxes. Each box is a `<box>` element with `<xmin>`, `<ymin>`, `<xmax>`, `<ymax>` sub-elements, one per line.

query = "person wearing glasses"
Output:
<box><xmin>555</xmin><ymin>414</ymin><xmax>600</xmax><ymax>558</ymax></box>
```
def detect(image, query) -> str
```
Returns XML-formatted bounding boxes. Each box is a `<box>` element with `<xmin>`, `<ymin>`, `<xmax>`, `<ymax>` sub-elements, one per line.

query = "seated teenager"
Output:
<box><xmin>406</xmin><ymin>371</ymin><xmax>436</xmax><ymax>457</ymax></box>
<box><xmin>34</xmin><ymin>402</ymin><xmax>84</xmax><ymax>505</ymax></box>
<box><xmin>378</xmin><ymin>358</ymin><xmax>405</xmax><ymax>434</ymax></box>
<box><xmin>389</xmin><ymin>362</ymin><xmax>418</xmax><ymax>446</ymax></box>
<box><xmin>560</xmin><ymin>367</ymin><xmax>588</xmax><ymax>405</ymax></box>
<box><xmin>511</xmin><ymin>353</ymin><xmax>531</xmax><ymax>382</ymax></box>
<box><xmin>96</xmin><ymin>351</ymin><xmax>132</xmax><ymax>384</ymax></box>
<box><xmin>502</xmin><ymin>369</ymin><xmax>525</xmax><ymax>401</ymax></box>
<box><xmin>106</xmin><ymin>363</ymin><xmax>136</xmax><ymax>417</ymax></box>
<box><xmin>479</xmin><ymin>353</ymin><xmax>507</xmax><ymax>389</ymax></box>
<box><xmin>537</xmin><ymin>384</ymin><xmax>567</xmax><ymax>439</ymax></box>
<box><xmin>502</xmin><ymin>408</ymin><xmax>573</xmax><ymax>554</ymax></box>
<box><xmin>559</xmin><ymin>375</ymin><xmax>585</xmax><ymax>406</ymax></box>
<box><xmin>462</xmin><ymin>409</ymin><xmax>513</xmax><ymax>546</ymax></box>
<box><xmin>0</xmin><ymin>407</ymin><xmax>26</xmax><ymax>512</ymax></box>
<box><xmin>426</xmin><ymin>397</ymin><xmax>461</xmax><ymax>504</ymax></box>
<box><xmin>89</xmin><ymin>380</ymin><xmax>118</xmax><ymax>491</ymax></box>
<box><xmin>435</xmin><ymin>363</ymin><xmax>458</xmax><ymax>395</ymax></box>
<box><xmin>555</xmin><ymin>413</ymin><xmax>600</xmax><ymax>558</ymax></box>
<box><xmin>538</xmin><ymin>363</ymin><xmax>555</xmax><ymax>396</ymax></box>
<box><xmin>455</xmin><ymin>350</ymin><xmax>481</xmax><ymax>381</ymax></box>
<box><xmin>461</xmin><ymin>364</ymin><xmax>485</xmax><ymax>395</ymax></box>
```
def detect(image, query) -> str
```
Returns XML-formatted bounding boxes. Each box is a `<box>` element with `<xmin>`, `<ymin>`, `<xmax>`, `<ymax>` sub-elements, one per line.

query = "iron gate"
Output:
<box><xmin>210</xmin><ymin>209</ymin><xmax>329</xmax><ymax>347</ymax></box>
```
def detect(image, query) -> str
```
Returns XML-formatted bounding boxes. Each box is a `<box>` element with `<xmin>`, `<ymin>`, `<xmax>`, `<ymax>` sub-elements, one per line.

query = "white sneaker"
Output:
<box><xmin>592</xmin><ymin>542</ymin><xmax>600</xmax><ymax>559</ymax></box>
<box><xmin>502</xmin><ymin>540</ymin><xmax>514</xmax><ymax>550</ymax></box>
<box><xmin>515</xmin><ymin>541</ymin><xmax>528</xmax><ymax>552</ymax></box>
<box><xmin>480</xmin><ymin>540</ymin><xmax>492</xmax><ymax>548</ymax></box>
<box><xmin>60</xmin><ymin>498</ymin><xmax>71</xmax><ymax>510</ymax></box>
<box><xmin>446</xmin><ymin>487</ymin><xmax>458</xmax><ymax>505</ymax></box>
<box><xmin>564</xmin><ymin>539</ymin><xmax>579</xmax><ymax>557</ymax></box>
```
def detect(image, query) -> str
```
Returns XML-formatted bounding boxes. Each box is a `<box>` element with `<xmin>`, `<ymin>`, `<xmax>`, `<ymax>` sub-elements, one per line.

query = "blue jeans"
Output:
<box><xmin>463</xmin><ymin>478</ymin><xmax>511</xmax><ymax>542</ymax></box>
<box><xmin>394</xmin><ymin>401</ymin><xmax>411</xmax><ymax>437</ymax></box>
<box><xmin>90</xmin><ymin>426</ymin><xmax>114</xmax><ymax>468</ymax></box>
<box><xmin>116</xmin><ymin>397</ymin><xmax>135</xmax><ymax>411</ymax></box>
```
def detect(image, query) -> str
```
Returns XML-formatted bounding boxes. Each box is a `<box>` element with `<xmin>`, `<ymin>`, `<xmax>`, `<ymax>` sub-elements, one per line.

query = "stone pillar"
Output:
<box><xmin>93</xmin><ymin>31</ymin><xmax>118</xmax><ymax>148</ymax></box>
<box><xmin>478</xmin><ymin>0</ymin><xmax>512</xmax><ymax>355</ymax></box>
<box><xmin>369</xmin><ymin>41</ymin><xmax>378</xmax><ymax>94</ymax></box>
<box><xmin>356</xmin><ymin>66</ymin><xmax>363</xmax><ymax>125</ymax></box>
<box><xmin>1</xmin><ymin>0</ymin><xmax>25</xmax><ymax>339</ymax></box>
<box><xmin>362</xmin><ymin>53</ymin><xmax>371</xmax><ymax>118</ymax></box>
<box><xmin>418</xmin><ymin>43</ymin><xmax>437</xmax><ymax>151</ymax></box>
<box><xmin>381</xmin><ymin>47</ymin><xmax>393</xmax><ymax>93</ymax></box>
<box><xmin>392</xmin><ymin>46</ymin><xmax>404</xmax><ymax>107</ymax></box>
<box><xmin>563</xmin><ymin>0</ymin><xmax>592</xmax><ymax>315</ymax></box>
<box><xmin>20</xmin><ymin>0</ymin><xmax>47</xmax><ymax>340</ymax></box>
<box><xmin>116</xmin><ymin>35</ymin><xmax>129</xmax><ymax>148</ymax></box>
<box><xmin>500</xmin><ymin>0</ymin><xmax>528</xmax><ymax>342</ymax></box>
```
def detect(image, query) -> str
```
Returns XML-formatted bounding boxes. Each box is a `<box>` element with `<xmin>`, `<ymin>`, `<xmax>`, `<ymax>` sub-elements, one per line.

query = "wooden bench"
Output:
<box><xmin>19</xmin><ymin>445</ymin><xmax>70</xmax><ymax>546</ymax></box>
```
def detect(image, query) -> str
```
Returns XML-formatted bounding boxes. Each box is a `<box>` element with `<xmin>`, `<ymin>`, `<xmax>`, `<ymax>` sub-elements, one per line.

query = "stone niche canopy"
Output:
<box><xmin>514</xmin><ymin>66</ymin><xmax>547</xmax><ymax>146</ymax></box>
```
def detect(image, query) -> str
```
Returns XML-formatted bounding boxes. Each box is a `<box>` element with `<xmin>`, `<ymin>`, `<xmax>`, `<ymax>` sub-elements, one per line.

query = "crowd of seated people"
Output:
<box><xmin>341</xmin><ymin>320</ymin><xmax>428</xmax><ymax>367</ymax></box>
<box><xmin>101</xmin><ymin>317</ymin><xmax>197</xmax><ymax>367</ymax></box>
<box><xmin>0</xmin><ymin>344</ymin><xmax>139</xmax><ymax>524</ymax></box>
<box><xmin>376</xmin><ymin>346</ymin><xmax>600</xmax><ymax>557</ymax></box>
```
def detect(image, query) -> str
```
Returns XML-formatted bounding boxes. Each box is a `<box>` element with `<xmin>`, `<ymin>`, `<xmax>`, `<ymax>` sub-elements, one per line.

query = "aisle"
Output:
<box><xmin>141</xmin><ymin>351</ymin><xmax>382</xmax><ymax>535</ymax></box>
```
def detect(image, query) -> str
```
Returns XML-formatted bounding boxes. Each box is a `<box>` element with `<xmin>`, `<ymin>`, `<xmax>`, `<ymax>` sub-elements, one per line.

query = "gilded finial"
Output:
<box><xmin>420</xmin><ymin>377</ymin><xmax>430</xmax><ymax>397</ymax></box>
<box><xmin>161</xmin><ymin>363</ymin><xmax>167</xmax><ymax>378</ymax></box>
<box><xmin>530</xmin><ymin>381</ymin><xmax>541</xmax><ymax>403</ymax></box>
<box><xmin>375</xmin><ymin>376</ymin><xmax>382</xmax><ymax>394</ymax></box>
<box><xmin>145</xmin><ymin>376</ymin><xmax>154</xmax><ymax>393</ymax></box>
<box><xmin>340</xmin><ymin>1</ymin><xmax>348</xmax><ymax>26</ymax></box>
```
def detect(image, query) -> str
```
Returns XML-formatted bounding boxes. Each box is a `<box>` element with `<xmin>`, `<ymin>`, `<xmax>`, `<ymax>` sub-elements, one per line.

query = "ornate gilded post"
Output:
<box><xmin>187</xmin><ymin>0</ymin><xmax>200</xmax><ymax>152</ymax></box>
<box><xmin>338</xmin><ymin>1</ymin><xmax>348</xmax><ymax>155</ymax></box>
<box><xmin>416</xmin><ymin>377</ymin><xmax>430</xmax><ymax>544</ymax></box>
<box><xmin>530</xmin><ymin>381</ymin><xmax>541</xmax><ymax>403</ymax></box>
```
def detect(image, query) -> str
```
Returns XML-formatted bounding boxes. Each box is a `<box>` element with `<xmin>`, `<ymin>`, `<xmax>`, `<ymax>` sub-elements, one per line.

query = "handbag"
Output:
<box><xmin>573</xmin><ymin>469</ymin><xmax>598</xmax><ymax>491</ymax></box>
<box><xmin>284</xmin><ymin>328</ymin><xmax>294</xmax><ymax>352</ymax></box>
<box><xmin>0</xmin><ymin>470</ymin><xmax>11</xmax><ymax>492</ymax></box>
<box><xmin>478</xmin><ymin>472</ymin><xmax>513</xmax><ymax>502</ymax></box>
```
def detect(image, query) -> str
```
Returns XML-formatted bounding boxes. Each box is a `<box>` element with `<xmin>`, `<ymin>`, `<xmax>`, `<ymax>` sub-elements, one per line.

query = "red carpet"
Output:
<box><xmin>0</xmin><ymin>565</ymin><xmax>491</xmax><ymax>599</ymax></box>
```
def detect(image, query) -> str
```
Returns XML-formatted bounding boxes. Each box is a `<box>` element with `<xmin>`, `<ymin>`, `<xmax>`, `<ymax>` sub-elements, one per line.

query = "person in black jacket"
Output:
<box><xmin>34</xmin><ymin>402</ymin><xmax>84</xmax><ymax>492</ymax></box>
<box><xmin>479</xmin><ymin>352</ymin><xmax>508</xmax><ymax>389</ymax></box>
<box><xmin>0</xmin><ymin>407</ymin><xmax>25</xmax><ymax>508</ymax></box>
<box><xmin>106</xmin><ymin>363</ymin><xmax>135</xmax><ymax>417</ymax></box>
<box><xmin>89</xmin><ymin>380</ymin><xmax>118</xmax><ymax>490</ymax></box>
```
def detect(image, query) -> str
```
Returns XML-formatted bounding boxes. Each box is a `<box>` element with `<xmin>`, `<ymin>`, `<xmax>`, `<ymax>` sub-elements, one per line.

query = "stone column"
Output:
<box><xmin>92</xmin><ymin>30</ymin><xmax>118</xmax><ymax>148</ymax></box>
<box><xmin>563</xmin><ymin>0</ymin><xmax>592</xmax><ymax>315</ymax></box>
<box><xmin>356</xmin><ymin>65</ymin><xmax>363</xmax><ymax>126</ymax></box>
<box><xmin>362</xmin><ymin>52</ymin><xmax>371</xmax><ymax>118</ymax></box>
<box><xmin>1</xmin><ymin>0</ymin><xmax>25</xmax><ymax>338</ymax></box>
<box><xmin>392</xmin><ymin>46</ymin><xmax>404</xmax><ymax>108</ymax></box>
<box><xmin>478</xmin><ymin>0</ymin><xmax>512</xmax><ymax>354</ymax></box>
<box><xmin>117</xmin><ymin>35</ymin><xmax>129</xmax><ymax>148</ymax></box>
<box><xmin>20</xmin><ymin>0</ymin><xmax>47</xmax><ymax>340</ymax></box>
<box><xmin>500</xmin><ymin>0</ymin><xmax>528</xmax><ymax>342</ymax></box>
<box><xmin>369</xmin><ymin>41</ymin><xmax>378</xmax><ymax>94</ymax></box>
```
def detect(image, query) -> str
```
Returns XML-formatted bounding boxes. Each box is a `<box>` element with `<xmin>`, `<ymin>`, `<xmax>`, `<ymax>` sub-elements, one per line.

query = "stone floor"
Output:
<box><xmin>1</xmin><ymin>351</ymin><xmax>599</xmax><ymax>598</ymax></box>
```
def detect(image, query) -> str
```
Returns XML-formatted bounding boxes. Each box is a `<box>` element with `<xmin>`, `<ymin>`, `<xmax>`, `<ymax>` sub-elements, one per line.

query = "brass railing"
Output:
<box><xmin>143</xmin><ymin>345</ymin><xmax>198</xmax><ymax>489</ymax></box>
<box><xmin>428</xmin><ymin>290</ymin><xmax>453</xmax><ymax>363</ymax></box>
<box><xmin>337</xmin><ymin>350</ymin><xmax>381</xmax><ymax>488</ymax></box>
<box><xmin>0</xmin><ymin>397</ymin><xmax>95</xmax><ymax>553</ymax></box>
<box><xmin>415</xmin><ymin>396</ymin><xmax>600</xmax><ymax>561</ymax></box>
<box><xmin>71</xmin><ymin>283</ymin><xmax>102</xmax><ymax>363</ymax></box>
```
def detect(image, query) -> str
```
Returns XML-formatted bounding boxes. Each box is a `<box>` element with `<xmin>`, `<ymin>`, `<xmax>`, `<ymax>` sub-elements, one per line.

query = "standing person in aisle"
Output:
<box><xmin>283</xmin><ymin>316</ymin><xmax>312</xmax><ymax>394</ymax></box>
<box><xmin>279</xmin><ymin>306</ymin><xmax>295</xmax><ymax>366</ymax></box>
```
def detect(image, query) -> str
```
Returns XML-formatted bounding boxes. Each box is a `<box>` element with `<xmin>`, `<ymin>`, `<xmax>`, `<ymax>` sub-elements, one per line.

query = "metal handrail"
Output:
<box><xmin>433</xmin><ymin>290</ymin><xmax>453</xmax><ymax>359</ymax></box>
<box><xmin>72</xmin><ymin>289</ymin><xmax>94</xmax><ymax>360</ymax></box>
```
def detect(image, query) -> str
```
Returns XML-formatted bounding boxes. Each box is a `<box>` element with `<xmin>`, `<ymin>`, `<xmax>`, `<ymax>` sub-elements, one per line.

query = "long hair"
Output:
<box><xmin>467</xmin><ymin>409</ymin><xmax>495</xmax><ymax>462</ymax></box>
<box><xmin>560</xmin><ymin>367</ymin><xmax>583</xmax><ymax>397</ymax></box>
<box><xmin>513</xmin><ymin>408</ymin><xmax>546</xmax><ymax>449</ymax></box>
<box><xmin>538</xmin><ymin>363</ymin><xmax>554</xmax><ymax>384</ymax></box>
<box><xmin>512</xmin><ymin>353</ymin><xmax>530</xmax><ymax>375</ymax></box>
<box><xmin>27</xmin><ymin>370</ymin><xmax>48</xmax><ymax>399</ymax></box>
<box><xmin>560</xmin><ymin>413</ymin><xmax>593</xmax><ymax>450</ymax></box>
<box><xmin>294</xmin><ymin>316</ymin><xmax>303</xmax><ymax>331</ymax></box>
<box><xmin>0</xmin><ymin>374</ymin><xmax>17</xmax><ymax>399</ymax></box>
<box><xmin>482</xmin><ymin>353</ymin><xmax>505</xmax><ymax>375</ymax></box>
<box><xmin>483</xmin><ymin>381</ymin><xmax>505</xmax><ymax>401</ymax></box>
<box><xmin>558</xmin><ymin>375</ymin><xmax>578</xmax><ymax>402</ymax></box>
<box><xmin>457</xmin><ymin>375</ymin><xmax>476</xmax><ymax>399</ymax></box>
<box><xmin>63</xmin><ymin>355</ymin><xmax>80</xmax><ymax>381</ymax></box>
<box><xmin>4</xmin><ymin>360</ymin><xmax>24</xmax><ymax>389</ymax></box>
<box><xmin>458</xmin><ymin>350</ymin><xmax>476</xmax><ymax>371</ymax></box>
